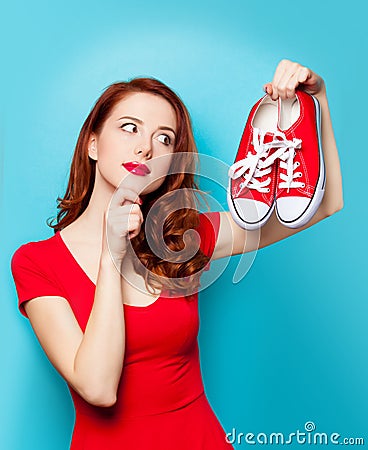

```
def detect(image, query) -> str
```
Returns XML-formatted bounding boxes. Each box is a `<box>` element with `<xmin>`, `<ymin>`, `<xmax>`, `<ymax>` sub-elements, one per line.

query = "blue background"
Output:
<box><xmin>1</xmin><ymin>0</ymin><xmax>366</xmax><ymax>448</ymax></box>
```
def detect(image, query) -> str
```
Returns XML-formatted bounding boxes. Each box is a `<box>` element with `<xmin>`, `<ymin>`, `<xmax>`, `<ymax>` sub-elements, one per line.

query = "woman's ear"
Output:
<box><xmin>88</xmin><ymin>134</ymin><xmax>98</xmax><ymax>161</ymax></box>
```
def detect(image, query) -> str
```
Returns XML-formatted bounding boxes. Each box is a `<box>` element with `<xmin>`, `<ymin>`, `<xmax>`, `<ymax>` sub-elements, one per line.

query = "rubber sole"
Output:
<box><xmin>275</xmin><ymin>95</ymin><xmax>326</xmax><ymax>228</ymax></box>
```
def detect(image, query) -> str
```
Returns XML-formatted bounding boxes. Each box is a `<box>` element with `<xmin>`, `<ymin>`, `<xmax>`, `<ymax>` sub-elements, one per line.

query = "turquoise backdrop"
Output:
<box><xmin>1</xmin><ymin>0</ymin><xmax>366</xmax><ymax>448</ymax></box>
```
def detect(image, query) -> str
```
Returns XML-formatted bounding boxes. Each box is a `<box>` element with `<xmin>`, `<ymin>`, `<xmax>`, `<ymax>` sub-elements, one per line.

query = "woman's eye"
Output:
<box><xmin>121</xmin><ymin>123</ymin><xmax>137</xmax><ymax>133</ymax></box>
<box><xmin>157</xmin><ymin>134</ymin><xmax>171</xmax><ymax>146</ymax></box>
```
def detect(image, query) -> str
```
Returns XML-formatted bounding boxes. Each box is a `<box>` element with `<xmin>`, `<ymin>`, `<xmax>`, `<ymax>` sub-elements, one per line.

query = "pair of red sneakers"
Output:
<box><xmin>227</xmin><ymin>90</ymin><xmax>325</xmax><ymax>230</ymax></box>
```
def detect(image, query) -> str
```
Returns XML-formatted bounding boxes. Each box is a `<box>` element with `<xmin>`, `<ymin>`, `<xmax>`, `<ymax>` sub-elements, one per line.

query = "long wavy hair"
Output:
<box><xmin>47</xmin><ymin>78</ymin><xmax>211</xmax><ymax>298</ymax></box>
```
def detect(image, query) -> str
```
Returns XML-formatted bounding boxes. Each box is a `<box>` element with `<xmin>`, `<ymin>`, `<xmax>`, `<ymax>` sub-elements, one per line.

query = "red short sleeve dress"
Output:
<box><xmin>11</xmin><ymin>211</ymin><xmax>234</xmax><ymax>450</ymax></box>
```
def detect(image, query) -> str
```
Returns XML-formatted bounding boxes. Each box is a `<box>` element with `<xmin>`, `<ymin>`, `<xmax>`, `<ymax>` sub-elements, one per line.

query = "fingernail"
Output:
<box><xmin>263</xmin><ymin>85</ymin><xmax>268</xmax><ymax>93</ymax></box>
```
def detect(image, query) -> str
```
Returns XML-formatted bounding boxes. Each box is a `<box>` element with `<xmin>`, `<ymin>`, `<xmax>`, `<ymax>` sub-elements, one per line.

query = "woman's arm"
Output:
<box><xmin>23</xmin><ymin>187</ymin><xmax>143</xmax><ymax>407</ymax></box>
<box><xmin>213</xmin><ymin>60</ymin><xmax>343</xmax><ymax>258</ymax></box>
<box><xmin>25</xmin><ymin>249</ymin><xmax>125</xmax><ymax>407</ymax></box>
<box><xmin>72</xmin><ymin>250</ymin><xmax>125</xmax><ymax>405</ymax></box>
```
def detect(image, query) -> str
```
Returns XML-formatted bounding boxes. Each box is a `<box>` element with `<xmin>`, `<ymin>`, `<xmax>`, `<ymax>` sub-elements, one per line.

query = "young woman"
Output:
<box><xmin>11</xmin><ymin>59</ymin><xmax>343</xmax><ymax>449</ymax></box>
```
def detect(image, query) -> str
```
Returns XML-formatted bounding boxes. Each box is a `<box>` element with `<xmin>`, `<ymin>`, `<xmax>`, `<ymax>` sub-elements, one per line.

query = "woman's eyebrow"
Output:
<box><xmin>117</xmin><ymin>115</ymin><xmax>176</xmax><ymax>137</ymax></box>
<box><xmin>117</xmin><ymin>115</ymin><xmax>143</xmax><ymax>124</ymax></box>
<box><xmin>159</xmin><ymin>126</ymin><xmax>176</xmax><ymax>137</ymax></box>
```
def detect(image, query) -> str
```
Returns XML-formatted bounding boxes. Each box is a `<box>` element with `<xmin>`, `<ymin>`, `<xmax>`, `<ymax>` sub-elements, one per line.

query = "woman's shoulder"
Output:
<box><xmin>11</xmin><ymin>232</ymin><xmax>60</xmax><ymax>268</ymax></box>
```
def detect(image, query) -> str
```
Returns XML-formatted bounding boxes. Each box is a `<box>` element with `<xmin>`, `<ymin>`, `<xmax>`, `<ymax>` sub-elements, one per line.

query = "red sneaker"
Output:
<box><xmin>275</xmin><ymin>90</ymin><xmax>325</xmax><ymax>228</ymax></box>
<box><xmin>228</xmin><ymin>95</ymin><xmax>286</xmax><ymax>230</ymax></box>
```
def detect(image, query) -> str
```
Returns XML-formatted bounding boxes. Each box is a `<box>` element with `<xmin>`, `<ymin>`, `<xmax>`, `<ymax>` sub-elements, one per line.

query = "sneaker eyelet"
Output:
<box><xmin>301</xmin><ymin>183</ymin><xmax>305</xmax><ymax>187</ymax></box>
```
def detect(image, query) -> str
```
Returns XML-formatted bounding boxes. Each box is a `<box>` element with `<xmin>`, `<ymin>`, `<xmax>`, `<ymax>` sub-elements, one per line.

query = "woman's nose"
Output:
<box><xmin>134</xmin><ymin>143</ymin><xmax>152</xmax><ymax>158</ymax></box>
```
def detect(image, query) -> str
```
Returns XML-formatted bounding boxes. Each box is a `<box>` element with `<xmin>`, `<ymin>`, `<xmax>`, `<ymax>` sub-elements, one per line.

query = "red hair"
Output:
<box><xmin>47</xmin><ymin>78</ymin><xmax>210</xmax><ymax>297</ymax></box>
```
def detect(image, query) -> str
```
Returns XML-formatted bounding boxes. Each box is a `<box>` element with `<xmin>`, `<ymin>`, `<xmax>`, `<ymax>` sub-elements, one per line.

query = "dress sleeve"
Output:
<box><xmin>197</xmin><ymin>211</ymin><xmax>221</xmax><ymax>271</ymax></box>
<box><xmin>10</xmin><ymin>244</ymin><xmax>64</xmax><ymax>319</ymax></box>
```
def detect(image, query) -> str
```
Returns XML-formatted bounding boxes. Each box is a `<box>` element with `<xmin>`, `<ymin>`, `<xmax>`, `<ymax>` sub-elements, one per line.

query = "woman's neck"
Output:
<box><xmin>66</xmin><ymin>171</ymin><xmax>115</xmax><ymax>241</ymax></box>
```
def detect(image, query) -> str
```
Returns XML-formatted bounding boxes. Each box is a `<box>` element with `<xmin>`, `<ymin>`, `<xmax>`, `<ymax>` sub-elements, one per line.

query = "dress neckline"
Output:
<box><xmin>56</xmin><ymin>230</ymin><xmax>165</xmax><ymax>310</ymax></box>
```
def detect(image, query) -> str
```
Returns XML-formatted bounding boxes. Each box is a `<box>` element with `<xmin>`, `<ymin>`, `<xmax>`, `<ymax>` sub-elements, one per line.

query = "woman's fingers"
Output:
<box><xmin>127</xmin><ymin>204</ymin><xmax>144</xmax><ymax>228</ymax></box>
<box><xmin>268</xmin><ymin>59</ymin><xmax>290</xmax><ymax>99</ymax></box>
<box><xmin>108</xmin><ymin>211</ymin><xmax>142</xmax><ymax>239</ymax></box>
<box><xmin>275</xmin><ymin>65</ymin><xmax>297</xmax><ymax>99</ymax></box>
<box><xmin>109</xmin><ymin>186</ymin><xmax>141</xmax><ymax>209</ymax></box>
<box><xmin>124</xmin><ymin>204</ymin><xmax>143</xmax><ymax>239</ymax></box>
<box><xmin>263</xmin><ymin>82</ymin><xmax>273</xmax><ymax>96</ymax></box>
<box><xmin>272</xmin><ymin>60</ymin><xmax>300</xmax><ymax>99</ymax></box>
<box><xmin>263</xmin><ymin>60</ymin><xmax>323</xmax><ymax>100</ymax></box>
<box><xmin>278</xmin><ymin>66</ymin><xmax>306</xmax><ymax>99</ymax></box>
<box><xmin>103</xmin><ymin>189</ymin><xmax>144</xmax><ymax>260</ymax></box>
<box><xmin>125</xmin><ymin>211</ymin><xmax>143</xmax><ymax>240</ymax></box>
<box><xmin>296</xmin><ymin>66</ymin><xmax>311</xmax><ymax>85</ymax></box>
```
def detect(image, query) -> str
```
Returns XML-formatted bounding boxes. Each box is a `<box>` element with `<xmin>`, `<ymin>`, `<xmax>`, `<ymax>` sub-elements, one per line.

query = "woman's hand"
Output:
<box><xmin>102</xmin><ymin>187</ymin><xmax>143</xmax><ymax>264</ymax></box>
<box><xmin>263</xmin><ymin>59</ymin><xmax>326</xmax><ymax>100</ymax></box>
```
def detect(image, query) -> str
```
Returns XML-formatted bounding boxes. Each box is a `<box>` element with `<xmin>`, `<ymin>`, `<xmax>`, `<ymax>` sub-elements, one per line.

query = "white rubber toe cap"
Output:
<box><xmin>233</xmin><ymin>198</ymin><xmax>271</xmax><ymax>224</ymax></box>
<box><xmin>276</xmin><ymin>197</ymin><xmax>310</xmax><ymax>223</ymax></box>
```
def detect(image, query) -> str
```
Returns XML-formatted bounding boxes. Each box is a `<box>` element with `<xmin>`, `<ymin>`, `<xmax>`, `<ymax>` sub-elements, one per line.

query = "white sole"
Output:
<box><xmin>276</xmin><ymin>95</ymin><xmax>326</xmax><ymax>228</ymax></box>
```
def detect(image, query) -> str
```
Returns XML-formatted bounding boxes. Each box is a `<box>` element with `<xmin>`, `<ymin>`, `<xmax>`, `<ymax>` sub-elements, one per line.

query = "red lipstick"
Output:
<box><xmin>122</xmin><ymin>161</ymin><xmax>151</xmax><ymax>176</ymax></box>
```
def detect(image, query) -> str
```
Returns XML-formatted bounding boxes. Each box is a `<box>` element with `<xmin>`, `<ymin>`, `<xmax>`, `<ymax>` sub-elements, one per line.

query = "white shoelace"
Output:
<box><xmin>278</xmin><ymin>143</ymin><xmax>304</xmax><ymax>193</ymax></box>
<box><xmin>228</xmin><ymin>127</ymin><xmax>303</xmax><ymax>195</ymax></box>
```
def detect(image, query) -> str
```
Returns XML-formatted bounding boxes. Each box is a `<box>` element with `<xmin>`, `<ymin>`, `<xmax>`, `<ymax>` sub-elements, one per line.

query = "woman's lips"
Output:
<box><xmin>122</xmin><ymin>161</ymin><xmax>151</xmax><ymax>176</ymax></box>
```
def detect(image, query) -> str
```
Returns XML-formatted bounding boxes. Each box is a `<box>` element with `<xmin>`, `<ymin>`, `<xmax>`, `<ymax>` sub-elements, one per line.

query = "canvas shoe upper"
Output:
<box><xmin>275</xmin><ymin>90</ymin><xmax>325</xmax><ymax>228</ymax></box>
<box><xmin>227</xmin><ymin>95</ymin><xmax>287</xmax><ymax>230</ymax></box>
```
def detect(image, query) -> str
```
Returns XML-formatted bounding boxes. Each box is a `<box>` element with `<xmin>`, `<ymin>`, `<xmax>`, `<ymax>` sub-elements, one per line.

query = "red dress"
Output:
<box><xmin>11</xmin><ymin>212</ymin><xmax>234</xmax><ymax>449</ymax></box>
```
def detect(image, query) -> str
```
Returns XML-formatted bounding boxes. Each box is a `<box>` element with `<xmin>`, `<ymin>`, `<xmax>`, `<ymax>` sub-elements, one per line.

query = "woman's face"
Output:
<box><xmin>89</xmin><ymin>92</ymin><xmax>177</xmax><ymax>196</ymax></box>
